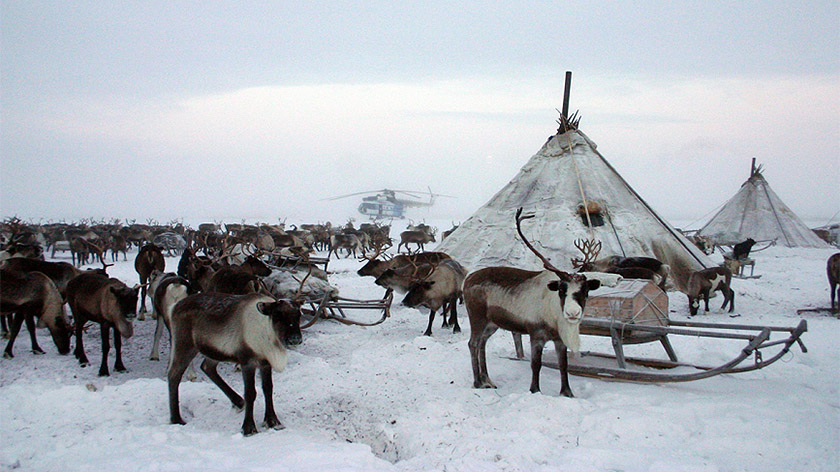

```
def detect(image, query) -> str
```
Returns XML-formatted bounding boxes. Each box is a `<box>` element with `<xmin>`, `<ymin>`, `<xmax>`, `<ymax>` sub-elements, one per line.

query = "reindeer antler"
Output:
<box><xmin>515</xmin><ymin>208</ymin><xmax>571</xmax><ymax>280</ymax></box>
<box><xmin>362</xmin><ymin>237</ymin><xmax>393</xmax><ymax>261</ymax></box>
<box><xmin>570</xmin><ymin>238</ymin><xmax>602</xmax><ymax>270</ymax></box>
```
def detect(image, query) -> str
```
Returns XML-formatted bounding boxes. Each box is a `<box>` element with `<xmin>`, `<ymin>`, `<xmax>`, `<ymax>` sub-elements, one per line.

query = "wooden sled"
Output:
<box><xmin>267</xmin><ymin>252</ymin><xmax>330</xmax><ymax>272</ymax></box>
<box><xmin>300</xmin><ymin>289</ymin><xmax>393</xmax><ymax>329</ymax></box>
<box><xmin>509</xmin><ymin>279</ymin><xmax>808</xmax><ymax>383</ymax></box>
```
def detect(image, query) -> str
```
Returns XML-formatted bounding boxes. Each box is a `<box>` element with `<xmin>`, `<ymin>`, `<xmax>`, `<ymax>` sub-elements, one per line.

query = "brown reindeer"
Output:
<box><xmin>828</xmin><ymin>253</ymin><xmax>840</xmax><ymax>313</ymax></box>
<box><xmin>401</xmin><ymin>259</ymin><xmax>467</xmax><ymax>336</ymax></box>
<box><xmin>167</xmin><ymin>292</ymin><xmax>303</xmax><ymax>435</ymax></box>
<box><xmin>135</xmin><ymin>243</ymin><xmax>165</xmax><ymax>317</ymax></box>
<box><xmin>66</xmin><ymin>273</ymin><xmax>139</xmax><ymax>376</ymax></box>
<box><xmin>1</xmin><ymin>268</ymin><xmax>71</xmax><ymax>358</ymax></box>
<box><xmin>465</xmin><ymin>209</ymin><xmax>602</xmax><ymax>397</ymax></box>
<box><xmin>397</xmin><ymin>230</ymin><xmax>436</xmax><ymax>254</ymax></box>
<box><xmin>687</xmin><ymin>266</ymin><xmax>735</xmax><ymax>316</ymax></box>
<box><xmin>208</xmin><ymin>255</ymin><xmax>272</xmax><ymax>295</ymax></box>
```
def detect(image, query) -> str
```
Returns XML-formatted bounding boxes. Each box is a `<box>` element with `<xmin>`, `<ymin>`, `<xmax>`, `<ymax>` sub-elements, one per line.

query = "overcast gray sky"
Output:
<box><xmin>2</xmin><ymin>1</ymin><xmax>838</xmax><ymax>226</ymax></box>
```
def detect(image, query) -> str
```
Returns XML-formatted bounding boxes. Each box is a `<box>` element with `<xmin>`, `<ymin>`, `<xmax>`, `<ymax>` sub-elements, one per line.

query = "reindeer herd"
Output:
<box><xmin>1</xmin><ymin>214</ymin><xmax>838</xmax><ymax>435</ymax></box>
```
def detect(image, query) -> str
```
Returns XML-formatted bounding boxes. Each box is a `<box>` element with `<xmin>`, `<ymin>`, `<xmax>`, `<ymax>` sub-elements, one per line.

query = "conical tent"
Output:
<box><xmin>436</xmin><ymin>125</ymin><xmax>713</xmax><ymax>292</ymax></box>
<box><xmin>697</xmin><ymin>163</ymin><xmax>828</xmax><ymax>248</ymax></box>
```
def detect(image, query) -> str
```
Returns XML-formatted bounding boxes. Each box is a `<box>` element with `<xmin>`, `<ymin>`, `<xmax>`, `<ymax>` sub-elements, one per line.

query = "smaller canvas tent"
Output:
<box><xmin>697</xmin><ymin>161</ymin><xmax>829</xmax><ymax>248</ymax></box>
<box><xmin>436</xmin><ymin>119</ymin><xmax>714</xmax><ymax>292</ymax></box>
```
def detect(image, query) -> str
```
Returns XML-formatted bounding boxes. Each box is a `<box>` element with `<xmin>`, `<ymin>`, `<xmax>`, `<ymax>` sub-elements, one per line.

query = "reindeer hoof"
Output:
<box><xmin>474</xmin><ymin>380</ymin><xmax>497</xmax><ymax>389</ymax></box>
<box><xmin>264</xmin><ymin>418</ymin><xmax>284</xmax><ymax>430</ymax></box>
<box><xmin>171</xmin><ymin>418</ymin><xmax>186</xmax><ymax>426</ymax></box>
<box><xmin>3</xmin><ymin>352</ymin><xmax>13</xmax><ymax>359</ymax></box>
<box><xmin>150</xmin><ymin>356</ymin><xmax>159</xmax><ymax>361</ymax></box>
<box><xmin>242</xmin><ymin>424</ymin><xmax>259</xmax><ymax>436</ymax></box>
<box><xmin>32</xmin><ymin>348</ymin><xmax>46</xmax><ymax>355</ymax></box>
<box><xmin>453</xmin><ymin>326</ymin><xmax>461</xmax><ymax>334</ymax></box>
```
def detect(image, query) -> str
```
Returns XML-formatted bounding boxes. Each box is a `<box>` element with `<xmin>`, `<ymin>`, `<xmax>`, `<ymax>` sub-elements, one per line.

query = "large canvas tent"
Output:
<box><xmin>436</xmin><ymin>121</ymin><xmax>713</xmax><ymax>292</ymax></box>
<box><xmin>696</xmin><ymin>161</ymin><xmax>829</xmax><ymax>248</ymax></box>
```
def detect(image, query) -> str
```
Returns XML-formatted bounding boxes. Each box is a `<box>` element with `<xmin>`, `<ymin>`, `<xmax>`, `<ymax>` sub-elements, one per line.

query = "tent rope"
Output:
<box><xmin>564</xmin><ymin>128</ymin><xmax>596</xmax><ymax>242</ymax></box>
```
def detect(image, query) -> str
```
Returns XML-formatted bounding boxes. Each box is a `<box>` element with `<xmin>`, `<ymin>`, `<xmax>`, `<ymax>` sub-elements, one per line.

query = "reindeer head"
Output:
<box><xmin>515</xmin><ymin>208</ymin><xmax>601</xmax><ymax>325</ymax></box>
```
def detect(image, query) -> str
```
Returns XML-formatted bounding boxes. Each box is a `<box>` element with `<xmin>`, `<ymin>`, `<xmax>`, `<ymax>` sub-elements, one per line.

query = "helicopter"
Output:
<box><xmin>325</xmin><ymin>188</ymin><xmax>454</xmax><ymax>219</ymax></box>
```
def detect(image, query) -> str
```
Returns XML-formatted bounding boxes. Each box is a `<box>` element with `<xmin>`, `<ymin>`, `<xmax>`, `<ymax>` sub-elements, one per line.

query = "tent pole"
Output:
<box><xmin>562</xmin><ymin>71</ymin><xmax>572</xmax><ymax>118</ymax></box>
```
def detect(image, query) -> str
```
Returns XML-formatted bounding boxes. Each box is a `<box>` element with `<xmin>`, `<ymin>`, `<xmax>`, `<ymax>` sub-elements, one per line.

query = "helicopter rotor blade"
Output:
<box><xmin>321</xmin><ymin>190</ymin><xmax>387</xmax><ymax>201</ymax></box>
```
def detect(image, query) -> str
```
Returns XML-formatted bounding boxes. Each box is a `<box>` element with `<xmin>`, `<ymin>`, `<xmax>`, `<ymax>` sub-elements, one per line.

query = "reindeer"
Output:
<box><xmin>167</xmin><ymin>292</ymin><xmax>303</xmax><ymax>435</ymax></box>
<box><xmin>686</xmin><ymin>266</ymin><xmax>735</xmax><ymax>316</ymax></box>
<box><xmin>827</xmin><ymin>253</ymin><xmax>840</xmax><ymax>313</ymax></box>
<box><xmin>148</xmin><ymin>270</ymin><xmax>194</xmax><ymax>361</ymax></box>
<box><xmin>732</xmin><ymin>238</ymin><xmax>757</xmax><ymax>260</ymax></box>
<box><xmin>2</xmin><ymin>257</ymin><xmax>84</xmax><ymax>299</ymax></box>
<box><xmin>66</xmin><ymin>273</ymin><xmax>139</xmax><ymax>376</ymax></box>
<box><xmin>465</xmin><ymin>209</ymin><xmax>603</xmax><ymax>397</ymax></box>
<box><xmin>441</xmin><ymin>222</ymin><xmax>460</xmax><ymax>240</ymax></box>
<box><xmin>135</xmin><ymin>243</ymin><xmax>166</xmax><ymax>317</ymax></box>
<box><xmin>575</xmin><ymin>247</ymin><xmax>669</xmax><ymax>290</ymax></box>
<box><xmin>328</xmin><ymin>233</ymin><xmax>365</xmax><ymax>259</ymax></box>
<box><xmin>397</xmin><ymin>229</ymin><xmax>436</xmax><ymax>254</ymax></box>
<box><xmin>208</xmin><ymin>255</ymin><xmax>272</xmax><ymax>295</ymax></box>
<box><xmin>401</xmin><ymin>259</ymin><xmax>467</xmax><ymax>336</ymax></box>
<box><xmin>1</xmin><ymin>268</ymin><xmax>71</xmax><ymax>358</ymax></box>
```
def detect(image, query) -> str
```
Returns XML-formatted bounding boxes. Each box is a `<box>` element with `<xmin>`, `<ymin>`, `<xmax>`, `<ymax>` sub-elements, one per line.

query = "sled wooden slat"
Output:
<box><xmin>300</xmin><ymin>289</ymin><xmax>393</xmax><ymax>328</ymax></box>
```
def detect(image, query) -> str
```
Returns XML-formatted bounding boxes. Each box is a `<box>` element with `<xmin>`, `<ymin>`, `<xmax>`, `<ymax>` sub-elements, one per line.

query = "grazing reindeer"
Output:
<box><xmin>167</xmin><ymin>292</ymin><xmax>303</xmax><ymax>435</ymax></box>
<box><xmin>397</xmin><ymin>230</ymin><xmax>436</xmax><ymax>254</ymax></box>
<box><xmin>687</xmin><ymin>266</ymin><xmax>735</xmax><ymax>316</ymax></box>
<box><xmin>1</xmin><ymin>268</ymin><xmax>71</xmax><ymax>358</ymax></box>
<box><xmin>2</xmin><ymin>257</ymin><xmax>84</xmax><ymax>299</ymax></box>
<box><xmin>465</xmin><ymin>209</ymin><xmax>602</xmax><ymax>397</ymax></box>
<box><xmin>401</xmin><ymin>259</ymin><xmax>467</xmax><ymax>336</ymax></box>
<box><xmin>135</xmin><ymin>243</ymin><xmax>165</xmax><ymax>317</ymax></box>
<box><xmin>66</xmin><ymin>273</ymin><xmax>139</xmax><ymax>376</ymax></box>
<box><xmin>828</xmin><ymin>253</ymin><xmax>840</xmax><ymax>313</ymax></box>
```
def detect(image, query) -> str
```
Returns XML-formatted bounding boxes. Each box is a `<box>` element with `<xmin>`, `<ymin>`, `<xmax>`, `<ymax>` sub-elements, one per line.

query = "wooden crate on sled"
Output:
<box><xmin>581</xmin><ymin>279</ymin><xmax>677</xmax><ymax>368</ymax></box>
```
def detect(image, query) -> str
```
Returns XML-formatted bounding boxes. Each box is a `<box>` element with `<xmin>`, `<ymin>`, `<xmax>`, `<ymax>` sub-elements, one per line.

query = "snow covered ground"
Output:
<box><xmin>1</xmin><ymin>223</ymin><xmax>838</xmax><ymax>472</ymax></box>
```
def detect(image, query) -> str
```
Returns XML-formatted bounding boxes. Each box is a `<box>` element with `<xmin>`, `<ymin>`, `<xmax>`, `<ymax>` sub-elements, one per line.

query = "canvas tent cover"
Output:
<box><xmin>697</xmin><ymin>168</ymin><xmax>828</xmax><ymax>248</ymax></box>
<box><xmin>436</xmin><ymin>127</ymin><xmax>713</xmax><ymax>292</ymax></box>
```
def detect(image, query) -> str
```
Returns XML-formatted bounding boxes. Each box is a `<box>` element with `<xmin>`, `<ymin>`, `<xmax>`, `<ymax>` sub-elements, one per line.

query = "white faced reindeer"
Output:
<box><xmin>465</xmin><ymin>209</ymin><xmax>602</xmax><ymax>398</ymax></box>
<box><xmin>167</xmin><ymin>291</ymin><xmax>303</xmax><ymax>436</ymax></box>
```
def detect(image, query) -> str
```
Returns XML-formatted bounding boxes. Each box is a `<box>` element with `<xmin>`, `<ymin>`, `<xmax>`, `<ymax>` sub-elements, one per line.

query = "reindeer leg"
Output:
<box><xmin>138</xmin><ymin>278</ymin><xmax>148</xmax><ymax>319</ymax></box>
<box><xmin>469</xmin><ymin>324</ymin><xmax>498</xmax><ymax>389</ymax></box>
<box><xmin>529</xmin><ymin>337</ymin><xmax>546</xmax><ymax>393</ymax></box>
<box><xmin>449</xmin><ymin>297</ymin><xmax>461</xmax><ymax>333</ymax></box>
<box><xmin>167</xmin><ymin>346</ymin><xmax>197</xmax><ymax>426</ymax></box>
<box><xmin>1</xmin><ymin>313</ymin><xmax>10</xmax><ymax>339</ymax></box>
<box><xmin>74</xmin><ymin>314</ymin><xmax>89</xmax><ymax>367</ymax></box>
<box><xmin>241</xmin><ymin>364</ymin><xmax>259</xmax><ymax>436</ymax></box>
<box><xmin>512</xmin><ymin>333</ymin><xmax>525</xmax><ymax>359</ymax></box>
<box><xmin>440</xmin><ymin>300</ymin><xmax>450</xmax><ymax>328</ymax></box>
<box><xmin>113</xmin><ymin>325</ymin><xmax>127</xmax><ymax>373</ymax></box>
<box><xmin>98</xmin><ymin>322</ymin><xmax>111</xmax><ymax>376</ymax></box>
<box><xmin>423</xmin><ymin>309</ymin><xmax>436</xmax><ymax>336</ymax></box>
<box><xmin>554</xmin><ymin>340</ymin><xmax>574</xmax><ymax>398</ymax></box>
<box><xmin>200</xmin><ymin>358</ymin><xmax>244</xmax><ymax>409</ymax></box>
<box><xmin>24</xmin><ymin>310</ymin><xmax>45</xmax><ymax>355</ymax></box>
<box><xmin>260</xmin><ymin>365</ymin><xmax>283</xmax><ymax>430</ymax></box>
<box><xmin>703</xmin><ymin>289</ymin><xmax>711</xmax><ymax>312</ymax></box>
<box><xmin>150</xmin><ymin>316</ymin><xmax>165</xmax><ymax>361</ymax></box>
<box><xmin>3</xmin><ymin>312</ymin><xmax>26</xmax><ymax>358</ymax></box>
